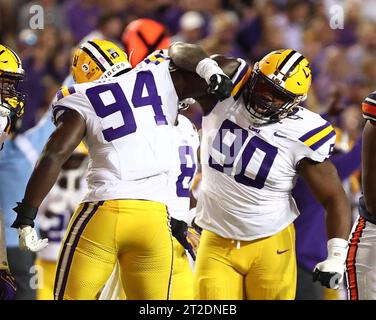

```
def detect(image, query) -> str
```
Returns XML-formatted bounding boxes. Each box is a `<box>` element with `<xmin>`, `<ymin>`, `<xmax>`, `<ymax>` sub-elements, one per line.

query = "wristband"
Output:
<box><xmin>327</xmin><ymin>238</ymin><xmax>348</xmax><ymax>263</ymax></box>
<box><xmin>196</xmin><ymin>58</ymin><xmax>226</xmax><ymax>84</ymax></box>
<box><xmin>11</xmin><ymin>200</ymin><xmax>38</xmax><ymax>228</ymax></box>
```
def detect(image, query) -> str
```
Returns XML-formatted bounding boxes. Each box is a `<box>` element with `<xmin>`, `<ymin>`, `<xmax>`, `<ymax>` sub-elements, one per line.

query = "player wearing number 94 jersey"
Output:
<box><xmin>10</xmin><ymin>40</ymin><xmax>233</xmax><ymax>300</ymax></box>
<box><xmin>168</xmin><ymin>43</ymin><xmax>352</xmax><ymax>299</ymax></box>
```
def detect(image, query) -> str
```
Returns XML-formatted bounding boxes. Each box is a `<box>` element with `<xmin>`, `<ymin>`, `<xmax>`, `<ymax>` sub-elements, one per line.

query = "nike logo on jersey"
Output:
<box><xmin>274</xmin><ymin>131</ymin><xmax>287</xmax><ymax>138</ymax></box>
<box><xmin>277</xmin><ymin>249</ymin><xmax>289</xmax><ymax>255</ymax></box>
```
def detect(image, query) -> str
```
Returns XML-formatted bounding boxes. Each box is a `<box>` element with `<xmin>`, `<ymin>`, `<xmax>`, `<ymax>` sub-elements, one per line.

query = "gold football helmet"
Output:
<box><xmin>0</xmin><ymin>44</ymin><xmax>26</xmax><ymax>118</ymax></box>
<box><xmin>71</xmin><ymin>39</ymin><xmax>132</xmax><ymax>84</ymax></box>
<box><xmin>245</xmin><ymin>49</ymin><xmax>312</xmax><ymax>126</ymax></box>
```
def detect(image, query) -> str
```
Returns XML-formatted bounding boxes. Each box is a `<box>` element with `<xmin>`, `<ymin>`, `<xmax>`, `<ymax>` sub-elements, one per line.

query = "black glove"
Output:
<box><xmin>11</xmin><ymin>200</ymin><xmax>38</xmax><ymax>229</ymax></box>
<box><xmin>312</xmin><ymin>268</ymin><xmax>342</xmax><ymax>289</ymax></box>
<box><xmin>207</xmin><ymin>74</ymin><xmax>233</xmax><ymax>101</ymax></box>
<box><xmin>170</xmin><ymin>217</ymin><xmax>196</xmax><ymax>260</ymax></box>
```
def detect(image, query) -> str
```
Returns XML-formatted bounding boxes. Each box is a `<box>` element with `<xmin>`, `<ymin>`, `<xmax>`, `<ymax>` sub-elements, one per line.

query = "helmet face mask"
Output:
<box><xmin>0</xmin><ymin>74</ymin><xmax>26</xmax><ymax>118</ymax></box>
<box><xmin>243</xmin><ymin>49</ymin><xmax>311</xmax><ymax>127</ymax></box>
<box><xmin>0</xmin><ymin>44</ymin><xmax>26</xmax><ymax>118</ymax></box>
<box><xmin>244</xmin><ymin>69</ymin><xmax>301</xmax><ymax>126</ymax></box>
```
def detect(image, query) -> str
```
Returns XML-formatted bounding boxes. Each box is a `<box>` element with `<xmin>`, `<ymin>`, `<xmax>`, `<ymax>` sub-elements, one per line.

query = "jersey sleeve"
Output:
<box><xmin>230</xmin><ymin>58</ymin><xmax>252</xmax><ymax>101</ymax></box>
<box><xmin>51</xmin><ymin>85</ymin><xmax>88</xmax><ymax>125</ymax></box>
<box><xmin>362</xmin><ymin>91</ymin><xmax>376</xmax><ymax>121</ymax></box>
<box><xmin>141</xmin><ymin>49</ymin><xmax>171</xmax><ymax>66</ymax></box>
<box><xmin>295</xmin><ymin>113</ymin><xmax>336</xmax><ymax>164</ymax></box>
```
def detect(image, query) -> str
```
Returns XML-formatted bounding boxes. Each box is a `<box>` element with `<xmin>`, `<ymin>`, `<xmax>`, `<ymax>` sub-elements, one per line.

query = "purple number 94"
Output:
<box><xmin>209</xmin><ymin>119</ymin><xmax>278</xmax><ymax>189</ymax></box>
<box><xmin>86</xmin><ymin>71</ymin><xmax>167</xmax><ymax>142</ymax></box>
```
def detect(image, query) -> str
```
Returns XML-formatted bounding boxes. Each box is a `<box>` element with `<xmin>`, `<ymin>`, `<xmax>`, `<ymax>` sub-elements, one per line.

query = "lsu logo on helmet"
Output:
<box><xmin>71</xmin><ymin>39</ymin><xmax>132</xmax><ymax>84</ymax></box>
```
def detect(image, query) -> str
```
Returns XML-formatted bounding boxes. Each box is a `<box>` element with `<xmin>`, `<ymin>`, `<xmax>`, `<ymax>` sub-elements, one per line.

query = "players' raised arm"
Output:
<box><xmin>11</xmin><ymin>110</ymin><xmax>86</xmax><ymax>229</ymax></box>
<box><xmin>168</xmin><ymin>42</ymin><xmax>236</xmax><ymax>103</ymax></box>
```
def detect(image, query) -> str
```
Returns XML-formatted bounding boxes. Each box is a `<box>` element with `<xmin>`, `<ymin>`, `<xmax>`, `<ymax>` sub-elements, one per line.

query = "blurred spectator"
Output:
<box><xmin>200</xmin><ymin>11</ymin><xmax>241</xmax><ymax>56</ymax></box>
<box><xmin>80</xmin><ymin>12</ymin><xmax>125</xmax><ymax>47</ymax></box>
<box><xmin>64</xmin><ymin>0</ymin><xmax>102</xmax><ymax>43</ymax></box>
<box><xmin>172</xmin><ymin>11</ymin><xmax>205</xmax><ymax>44</ymax></box>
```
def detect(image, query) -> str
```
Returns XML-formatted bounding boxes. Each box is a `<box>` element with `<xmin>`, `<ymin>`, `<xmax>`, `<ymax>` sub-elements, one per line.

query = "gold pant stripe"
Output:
<box><xmin>54</xmin><ymin>202</ymin><xmax>102</xmax><ymax>300</ymax></box>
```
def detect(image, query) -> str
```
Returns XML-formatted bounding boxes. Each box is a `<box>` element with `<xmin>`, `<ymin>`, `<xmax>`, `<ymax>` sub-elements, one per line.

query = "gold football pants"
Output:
<box><xmin>194</xmin><ymin>224</ymin><xmax>296</xmax><ymax>300</ymax></box>
<box><xmin>35</xmin><ymin>258</ymin><xmax>56</xmax><ymax>300</ymax></box>
<box><xmin>170</xmin><ymin>239</ymin><xmax>193</xmax><ymax>300</ymax></box>
<box><xmin>53</xmin><ymin>200</ymin><xmax>173</xmax><ymax>300</ymax></box>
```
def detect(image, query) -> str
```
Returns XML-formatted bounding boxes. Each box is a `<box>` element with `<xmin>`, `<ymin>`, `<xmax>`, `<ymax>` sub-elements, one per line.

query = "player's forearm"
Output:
<box><xmin>12</xmin><ymin>111</ymin><xmax>85</xmax><ymax>229</ymax></box>
<box><xmin>169</xmin><ymin>42</ymin><xmax>209</xmax><ymax>72</ymax></box>
<box><xmin>0</xmin><ymin>211</ymin><xmax>9</xmax><ymax>270</ymax></box>
<box><xmin>324</xmin><ymin>192</ymin><xmax>352</xmax><ymax>240</ymax></box>
<box><xmin>23</xmin><ymin>153</ymin><xmax>67</xmax><ymax>208</ymax></box>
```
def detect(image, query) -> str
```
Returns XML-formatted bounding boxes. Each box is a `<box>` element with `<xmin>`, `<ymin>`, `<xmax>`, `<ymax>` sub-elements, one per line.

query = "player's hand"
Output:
<box><xmin>187</xmin><ymin>227</ymin><xmax>201</xmax><ymax>254</ymax></box>
<box><xmin>312</xmin><ymin>259</ymin><xmax>345</xmax><ymax>289</ymax></box>
<box><xmin>312</xmin><ymin>238</ymin><xmax>348</xmax><ymax>289</ymax></box>
<box><xmin>17</xmin><ymin>226</ymin><xmax>48</xmax><ymax>252</ymax></box>
<box><xmin>0</xmin><ymin>269</ymin><xmax>17</xmax><ymax>300</ymax></box>
<box><xmin>170</xmin><ymin>217</ymin><xmax>196</xmax><ymax>260</ymax></box>
<box><xmin>207</xmin><ymin>74</ymin><xmax>233</xmax><ymax>101</ymax></box>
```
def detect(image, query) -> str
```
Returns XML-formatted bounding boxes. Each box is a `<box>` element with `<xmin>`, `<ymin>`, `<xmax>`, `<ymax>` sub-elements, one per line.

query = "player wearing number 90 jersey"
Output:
<box><xmin>167</xmin><ymin>43</ymin><xmax>352</xmax><ymax>300</ymax></box>
<box><xmin>194</xmin><ymin>57</ymin><xmax>338</xmax><ymax>300</ymax></box>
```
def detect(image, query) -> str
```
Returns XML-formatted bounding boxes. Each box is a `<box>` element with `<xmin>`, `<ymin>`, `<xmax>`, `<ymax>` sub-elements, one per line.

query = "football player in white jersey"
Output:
<box><xmin>167</xmin><ymin>111</ymin><xmax>200</xmax><ymax>299</ymax></box>
<box><xmin>35</xmin><ymin>144</ymin><xmax>88</xmax><ymax>300</ymax></box>
<box><xmin>10</xmin><ymin>40</ymin><xmax>232</xmax><ymax>300</ymax></box>
<box><xmin>167</xmin><ymin>43</ymin><xmax>352</xmax><ymax>299</ymax></box>
<box><xmin>0</xmin><ymin>44</ymin><xmax>26</xmax><ymax>300</ymax></box>
<box><xmin>345</xmin><ymin>92</ymin><xmax>376</xmax><ymax>300</ymax></box>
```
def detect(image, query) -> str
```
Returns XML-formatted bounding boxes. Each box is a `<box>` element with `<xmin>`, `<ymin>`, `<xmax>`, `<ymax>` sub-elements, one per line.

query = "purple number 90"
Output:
<box><xmin>209</xmin><ymin>119</ymin><xmax>278</xmax><ymax>189</ymax></box>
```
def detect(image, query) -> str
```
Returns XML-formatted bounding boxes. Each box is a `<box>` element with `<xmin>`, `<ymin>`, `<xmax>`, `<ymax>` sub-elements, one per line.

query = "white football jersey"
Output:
<box><xmin>196</xmin><ymin>59</ymin><xmax>336</xmax><ymax>241</ymax></box>
<box><xmin>51</xmin><ymin>54</ymin><xmax>178</xmax><ymax>204</ymax></box>
<box><xmin>166</xmin><ymin>114</ymin><xmax>200</xmax><ymax>222</ymax></box>
<box><xmin>0</xmin><ymin>116</ymin><xmax>10</xmax><ymax>151</ymax></box>
<box><xmin>37</xmin><ymin>168</ymin><xmax>88</xmax><ymax>261</ymax></box>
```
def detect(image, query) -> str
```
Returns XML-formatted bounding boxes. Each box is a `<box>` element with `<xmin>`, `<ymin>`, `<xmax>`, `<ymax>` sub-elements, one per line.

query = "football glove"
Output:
<box><xmin>17</xmin><ymin>226</ymin><xmax>48</xmax><ymax>252</ymax></box>
<box><xmin>0</xmin><ymin>269</ymin><xmax>17</xmax><ymax>300</ymax></box>
<box><xmin>208</xmin><ymin>74</ymin><xmax>233</xmax><ymax>101</ymax></box>
<box><xmin>170</xmin><ymin>217</ymin><xmax>196</xmax><ymax>260</ymax></box>
<box><xmin>313</xmin><ymin>238</ymin><xmax>348</xmax><ymax>289</ymax></box>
